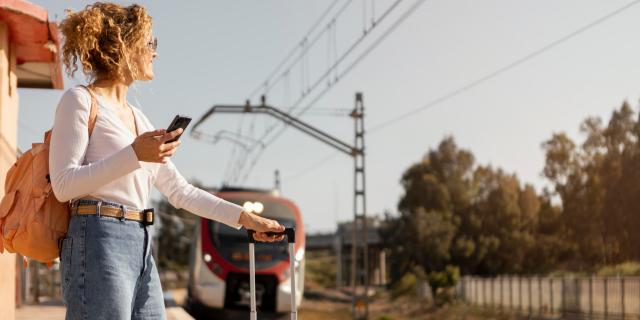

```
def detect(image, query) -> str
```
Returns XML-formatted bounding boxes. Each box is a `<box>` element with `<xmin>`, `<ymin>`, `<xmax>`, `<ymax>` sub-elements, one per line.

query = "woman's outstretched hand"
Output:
<box><xmin>239</xmin><ymin>211</ymin><xmax>286</xmax><ymax>242</ymax></box>
<box><xmin>131</xmin><ymin>128</ymin><xmax>183</xmax><ymax>163</ymax></box>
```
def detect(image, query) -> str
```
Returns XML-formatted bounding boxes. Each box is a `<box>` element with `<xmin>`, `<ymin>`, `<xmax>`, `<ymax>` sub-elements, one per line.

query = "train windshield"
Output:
<box><xmin>208</xmin><ymin>197</ymin><xmax>296</xmax><ymax>269</ymax></box>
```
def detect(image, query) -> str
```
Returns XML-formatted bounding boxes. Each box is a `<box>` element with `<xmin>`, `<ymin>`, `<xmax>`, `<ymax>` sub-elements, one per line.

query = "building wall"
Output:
<box><xmin>0</xmin><ymin>20</ymin><xmax>20</xmax><ymax>320</ymax></box>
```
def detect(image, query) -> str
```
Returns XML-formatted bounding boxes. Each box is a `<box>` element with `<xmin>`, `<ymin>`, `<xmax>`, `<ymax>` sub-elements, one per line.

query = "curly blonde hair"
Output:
<box><xmin>59</xmin><ymin>2</ymin><xmax>153</xmax><ymax>81</ymax></box>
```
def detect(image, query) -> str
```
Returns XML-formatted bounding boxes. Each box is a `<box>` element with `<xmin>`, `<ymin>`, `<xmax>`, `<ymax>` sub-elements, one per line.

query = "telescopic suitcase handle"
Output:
<box><xmin>246</xmin><ymin>227</ymin><xmax>298</xmax><ymax>320</ymax></box>
<box><xmin>247</xmin><ymin>228</ymin><xmax>296</xmax><ymax>243</ymax></box>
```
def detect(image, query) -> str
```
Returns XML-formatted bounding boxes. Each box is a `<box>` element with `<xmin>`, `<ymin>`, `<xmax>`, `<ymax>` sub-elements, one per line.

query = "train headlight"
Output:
<box><xmin>243</xmin><ymin>201</ymin><xmax>264</xmax><ymax>214</ymax></box>
<box><xmin>203</xmin><ymin>253</ymin><xmax>212</xmax><ymax>263</ymax></box>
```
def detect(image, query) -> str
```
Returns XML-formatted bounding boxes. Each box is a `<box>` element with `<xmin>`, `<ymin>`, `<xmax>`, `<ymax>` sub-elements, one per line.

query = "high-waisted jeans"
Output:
<box><xmin>59</xmin><ymin>202</ymin><xmax>165</xmax><ymax>320</ymax></box>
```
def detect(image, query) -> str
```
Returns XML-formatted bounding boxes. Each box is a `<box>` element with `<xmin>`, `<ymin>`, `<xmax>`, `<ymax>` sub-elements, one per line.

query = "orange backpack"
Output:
<box><xmin>0</xmin><ymin>86</ymin><xmax>98</xmax><ymax>264</ymax></box>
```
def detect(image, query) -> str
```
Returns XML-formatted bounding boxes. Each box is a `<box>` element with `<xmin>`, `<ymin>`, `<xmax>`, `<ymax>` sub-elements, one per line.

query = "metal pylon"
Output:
<box><xmin>351</xmin><ymin>93</ymin><xmax>369</xmax><ymax>319</ymax></box>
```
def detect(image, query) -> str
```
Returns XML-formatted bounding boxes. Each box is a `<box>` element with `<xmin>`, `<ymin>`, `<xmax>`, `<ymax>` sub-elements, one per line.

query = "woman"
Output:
<box><xmin>50</xmin><ymin>3</ymin><xmax>285</xmax><ymax>319</ymax></box>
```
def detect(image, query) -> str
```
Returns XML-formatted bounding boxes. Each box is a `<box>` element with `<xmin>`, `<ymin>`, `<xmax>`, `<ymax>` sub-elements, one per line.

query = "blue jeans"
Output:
<box><xmin>59</xmin><ymin>206</ymin><xmax>165</xmax><ymax>319</ymax></box>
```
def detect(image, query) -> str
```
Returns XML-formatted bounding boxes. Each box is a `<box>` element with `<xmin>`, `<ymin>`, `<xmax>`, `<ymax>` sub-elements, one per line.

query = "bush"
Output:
<box><xmin>427</xmin><ymin>265</ymin><xmax>459</xmax><ymax>293</ymax></box>
<box><xmin>391</xmin><ymin>272</ymin><xmax>417</xmax><ymax>298</ymax></box>
<box><xmin>427</xmin><ymin>265</ymin><xmax>460</xmax><ymax>306</ymax></box>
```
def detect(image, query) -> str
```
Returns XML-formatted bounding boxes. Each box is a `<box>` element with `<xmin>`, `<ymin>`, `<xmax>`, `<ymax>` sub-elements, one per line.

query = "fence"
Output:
<box><xmin>458</xmin><ymin>275</ymin><xmax>640</xmax><ymax>319</ymax></box>
<box><xmin>18</xmin><ymin>257</ymin><xmax>62</xmax><ymax>305</ymax></box>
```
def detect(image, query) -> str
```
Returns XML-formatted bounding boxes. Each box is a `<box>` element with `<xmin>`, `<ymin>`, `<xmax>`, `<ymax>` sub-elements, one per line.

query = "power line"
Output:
<box><xmin>225</xmin><ymin>110</ymin><xmax>248</xmax><ymax>184</ymax></box>
<box><xmin>264</xmin><ymin>0</ymin><xmax>640</xmax><ymax>181</ymax></box>
<box><xmin>277</xmin><ymin>0</ymin><xmax>405</xmax><ymax>123</ymax></box>
<box><xmin>247</xmin><ymin>0</ymin><xmax>353</xmax><ymax>101</ymax></box>
<box><xmin>233</xmin><ymin>0</ymin><xmax>403</xmax><ymax>184</ymax></box>
<box><xmin>294</xmin><ymin>0</ymin><xmax>425</xmax><ymax>119</ymax></box>
<box><xmin>368</xmin><ymin>0</ymin><xmax>640</xmax><ymax>133</ymax></box>
<box><xmin>264</xmin><ymin>0</ymin><xmax>423</xmax><ymax>146</ymax></box>
<box><xmin>237</xmin><ymin>0</ymin><xmax>425</xmax><ymax>183</ymax></box>
<box><xmin>282</xmin><ymin>152</ymin><xmax>340</xmax><ymax>181</ymax></box>
<box><xmin>229</xmin><ymin>0</ymin><xmax>352</xmax><ymax>185</ymax></box>
<box><xmin>238</xmin><ymin>0</ymin><xmax>404</xmax><ymax>171</ymax></box>
<box><xmin>295</xmin><ymin>108</ymin><xmax>352</xmax><ymax>116</ymax></box>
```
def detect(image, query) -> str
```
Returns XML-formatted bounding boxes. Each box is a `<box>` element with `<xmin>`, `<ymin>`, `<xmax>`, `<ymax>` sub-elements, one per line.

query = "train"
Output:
<box><xmin>187</xmin><ymin>187</ymin><xmax>305</xmax><ymax>315</ymax></box>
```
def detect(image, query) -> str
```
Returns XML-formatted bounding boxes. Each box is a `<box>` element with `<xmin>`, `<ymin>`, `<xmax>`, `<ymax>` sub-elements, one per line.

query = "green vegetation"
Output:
<box><xmin>597</xmin><ymin>261</ymin><xmax>640</xmax><ymax>276</ymax></box>
<box><xmin>305</xmin><ymin>254</ymin><xmax>337</xmax><ymax>288</ymax></box>
<box><xmin>369</xmin><ymin>298</ymin><xmax>518</xmax><ymax>320</ymax></box>
<box><xmin>427</xmin><ymin>265</ymin><xmax>459</xmax><ymax>305</ymax></box>
<box><xmin>383</xmin><ymin>102</ymin><xmax>640</xmax><ymax>289</ymax></box>
<box><xmin>391</xmin><ymin>272</ymin><xmax>417</xmax><ymax>298</ymax></box>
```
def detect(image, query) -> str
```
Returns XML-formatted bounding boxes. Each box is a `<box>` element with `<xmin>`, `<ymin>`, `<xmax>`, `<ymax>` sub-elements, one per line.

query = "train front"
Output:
<box><xmin>188</xmin><ymin>191</ymin><xmax>305</xmax><ymax>313</ymax></box>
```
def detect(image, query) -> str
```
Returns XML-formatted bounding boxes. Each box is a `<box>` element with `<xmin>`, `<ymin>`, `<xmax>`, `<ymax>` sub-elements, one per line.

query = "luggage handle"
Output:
<box><xmin>246</xmin><ymin>228</ymin><xmax>296</xmax><ymax>243</ymax></box>
<box><xmin>246</xmin><ymin>227</ymin><xmax>297</xmax><ymax>320</ymax></box>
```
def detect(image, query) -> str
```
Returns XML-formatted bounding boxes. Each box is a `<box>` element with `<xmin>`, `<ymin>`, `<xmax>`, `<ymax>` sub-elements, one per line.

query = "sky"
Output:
<box><xmin>18</xmin><ymin>0</ymin><xmax>640</xmax><ymax>233</ymax></box>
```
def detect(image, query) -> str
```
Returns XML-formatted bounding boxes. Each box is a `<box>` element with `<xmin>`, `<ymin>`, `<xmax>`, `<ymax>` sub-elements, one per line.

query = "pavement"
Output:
<box><xmin>15</xmin><ymin>289</ymin><xmax>193</xmax><ymax>320</ymax></box>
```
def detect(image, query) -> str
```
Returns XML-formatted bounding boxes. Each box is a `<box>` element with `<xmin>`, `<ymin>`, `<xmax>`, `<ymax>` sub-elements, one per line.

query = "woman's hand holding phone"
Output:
<box><xmin>131</xmin><ymin>128</ymin><xmax>183</xmax><ymax>163</ymax></box>
<box><xmin>131</xmin><ymin>115</ymin><xmax>191</xmax><ymax>163</ymax></box>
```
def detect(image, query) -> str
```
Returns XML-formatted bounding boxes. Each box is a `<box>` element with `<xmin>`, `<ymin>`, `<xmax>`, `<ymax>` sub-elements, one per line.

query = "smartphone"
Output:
<box><xmin>165</xmin><ymin>115</ymin><xmax>192</xmax><ymax>143</ymax></box>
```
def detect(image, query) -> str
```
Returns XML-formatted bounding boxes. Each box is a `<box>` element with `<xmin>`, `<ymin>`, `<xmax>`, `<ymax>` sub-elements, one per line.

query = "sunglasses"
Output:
<box><xmin>147</xmin><ymin>37</ymin><xmax>158</xmax><ymax>52</ymax></box>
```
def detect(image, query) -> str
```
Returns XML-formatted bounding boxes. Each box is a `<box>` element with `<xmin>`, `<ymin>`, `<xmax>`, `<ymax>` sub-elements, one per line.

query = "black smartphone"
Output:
<box><xmin>165</xmin><ymin>115</ymin><xmax>192</xmax><ymax>143</ymax></box>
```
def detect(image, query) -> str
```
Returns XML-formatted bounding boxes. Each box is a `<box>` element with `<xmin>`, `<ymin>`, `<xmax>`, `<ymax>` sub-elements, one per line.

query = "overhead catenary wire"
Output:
<box><xmin>283</xmin><ymin>0</ymin><xmax>424</xmax><ymax>125</ymax></box>
<box><xmin>231</xmin><ymin>0</ymin><xmax>356</xmax><ymax>184</ymax></box>
<box><xmin>237</xmin><ymin>0</ymin><xmax>425</xmax><ymax>183</ymax></box>
<box><xmin>283</xmin><ymin>0</ymin><xmax>405</xmax><ymax>116</ymax></box>
<box><xmin>283</xmin><ymin>152</ymin><xmax>340</xmax><ymax>181</ymax></box>
<box><xmin>246</xmin><ymin>0</ymin><xmax>353</xmax><ymax>101</ymax></box>
<box><xmin>300</xmin><ymin>108</ymin><xmax>352</xmax><ymax>117</ymax></box>
<box><xmin>226</xmin><ymin>0</ymin><xmax>351</xmax><ymax>184</ymax></box>
<box><xmin>368</xmin><ymin>0</ymin><xmax>640</xmax><ymax>133</ymax></box>
<box><xmin>249</xmin><ymin>0</ymin><xmax>408</xmax><ymax>154</ymax></box>
<box><xmin>371</xmin><ymin>0</ymin><xmax>376</xmax><ymax>26</ymax></box>
<box><xmin>224</xmin><ymin>110</ymin><xmax>247</xmax><ymax>184</ymax></box>
<box><xmin>248</xmin><ymin>0</ymin><xmax>350</xmax><ymax>139</ymax></box>
<box><xmin>253</xmin><ymin>0</ymin><xmax>352</xmax><ymax>121</ymax></box>
<box><xmin>234</xmin><ymin>0</ymin><xmax>414</xmax><ymax>184</ymax></box>
<box><xmin>274</xmin><ymin>0</ymin><xmax>640</xmax><ymax>182</ymax></box>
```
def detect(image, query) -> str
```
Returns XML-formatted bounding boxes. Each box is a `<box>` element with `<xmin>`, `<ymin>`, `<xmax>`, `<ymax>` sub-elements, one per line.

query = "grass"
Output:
<box><xmin>299</xmin><ymin>307</ymin><xmax>351</xmax><ymax>320</ymax></box>
<box><xmin>300</xmin><ymin>285</ymin><xmax>518</xmax><ymax>320</ymax></box>
<box><xmin>597</xmin><ymin>261</ymin><xmax>640</xmax><ymax>276</ymax></box>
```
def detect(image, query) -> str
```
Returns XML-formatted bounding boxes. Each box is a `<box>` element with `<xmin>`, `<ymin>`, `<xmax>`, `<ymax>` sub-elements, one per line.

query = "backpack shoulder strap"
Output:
<box><xmin>79</xmin><ymin>85</ymin><xmax>98</xmax><ymax>138</ymax></box>
<box><xmin>44</xmin><ymin>86</ymin><xmax>98</xmax><ymax>145</ymax></box>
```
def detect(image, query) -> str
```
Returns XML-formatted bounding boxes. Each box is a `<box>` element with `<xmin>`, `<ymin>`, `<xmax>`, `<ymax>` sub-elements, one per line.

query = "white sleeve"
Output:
<box><xmin>49</xmin><ymin>87</ymin><xmax>142</xmax><ymax>202</ymax></box>
<box><xmin>154</xmin><ymin>159</ymin><xmax>243</xmax><ymax>229</ymax></box>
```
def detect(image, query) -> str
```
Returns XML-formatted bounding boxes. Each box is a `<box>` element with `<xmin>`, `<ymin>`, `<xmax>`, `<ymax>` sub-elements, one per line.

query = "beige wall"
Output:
<box><xmin>0</xmin><ymin>20</ymin><xmax>19</xmax><ymax>320</ymax></box>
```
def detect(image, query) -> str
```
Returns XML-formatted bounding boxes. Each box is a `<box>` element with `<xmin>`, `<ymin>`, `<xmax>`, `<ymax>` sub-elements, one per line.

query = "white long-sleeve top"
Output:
<box><xmin>49</xmin><ymin>87</ymin><xmax>243</xmax><ymax>229</ymax></box>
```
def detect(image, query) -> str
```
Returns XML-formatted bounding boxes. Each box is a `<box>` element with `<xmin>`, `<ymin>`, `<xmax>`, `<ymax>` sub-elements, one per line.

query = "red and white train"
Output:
<box><xmin>187</xmin><ymin>187</ymin><xmax>305</xmax><ymax>314</ymax></box>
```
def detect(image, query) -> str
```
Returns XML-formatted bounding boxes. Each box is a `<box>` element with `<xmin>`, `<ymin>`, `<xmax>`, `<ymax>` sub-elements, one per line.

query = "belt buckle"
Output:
<box><xmin>142</xmin><ymin>208</ymin><xmax>154</xmax><ymax>226</ymax></box>
<box><xmin>118</xmin><ymin>205</ymin><xmax>126</xmax><ymax>221</ymax></box>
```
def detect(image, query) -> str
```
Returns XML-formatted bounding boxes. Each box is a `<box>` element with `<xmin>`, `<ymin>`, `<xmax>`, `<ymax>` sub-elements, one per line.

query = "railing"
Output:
<box><xmin>458</xmin><ymin>275</ymin><xmax>640</xmax><ymax>319</ymax></box>
<box><xmin>18</xmin><ymin>257</ymin><xmax>62</xmax><ymax>305</ymax></box>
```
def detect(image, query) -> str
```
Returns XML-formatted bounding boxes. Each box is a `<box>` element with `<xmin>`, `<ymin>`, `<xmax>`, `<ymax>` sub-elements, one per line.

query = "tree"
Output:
<box><xmin>541</xmin><ymin>102</ymin><xmax>640</xmax><ymax>267</ymax></box>
<box><xmin>387</xmin><ymin>102</ymin><xmax>640</xmax><ymax>283</ymax></box>
<box><xmin>389</xmin><ymin>137</ymin><xmax>538</xmax><ymax>277</ymax></box>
